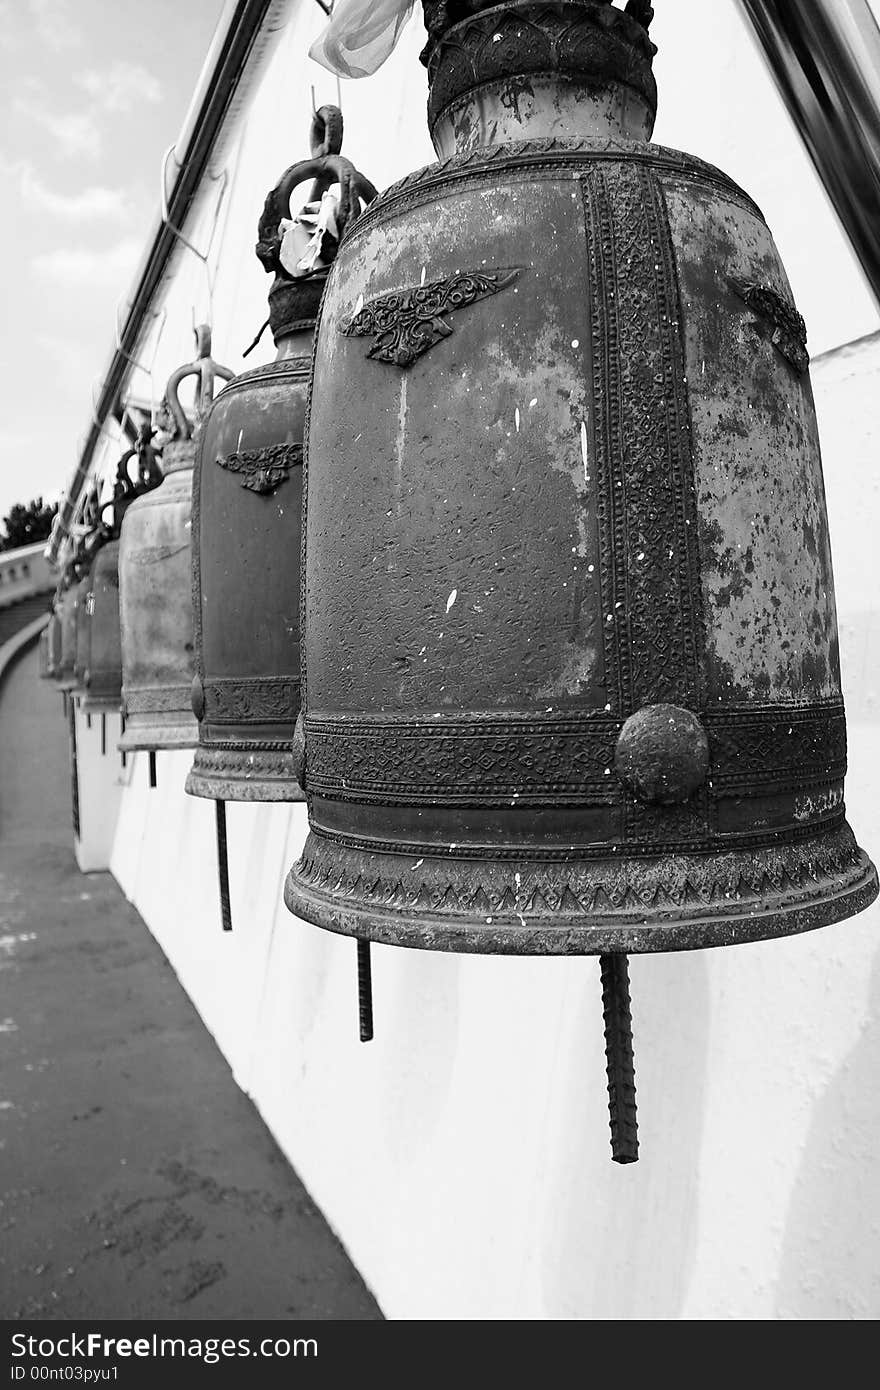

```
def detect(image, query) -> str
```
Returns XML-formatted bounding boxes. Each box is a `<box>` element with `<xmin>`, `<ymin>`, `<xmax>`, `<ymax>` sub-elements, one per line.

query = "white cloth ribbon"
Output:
<box><xmin>278</xmin><ymin>188</ymin><xmax>342</xmax><ymax>277</ymax></box>
<box><xmin>309</xmin><ymin>0</ymin><xmax>417</xmax><ymax>78</ymax></box>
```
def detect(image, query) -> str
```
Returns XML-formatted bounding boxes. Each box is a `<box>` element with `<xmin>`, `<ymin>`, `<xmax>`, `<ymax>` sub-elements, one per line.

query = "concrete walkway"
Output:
<box><xmin>0</xmin><ymin>646</ymin><xmax>381</xmax><ymax>1320</ymax></box>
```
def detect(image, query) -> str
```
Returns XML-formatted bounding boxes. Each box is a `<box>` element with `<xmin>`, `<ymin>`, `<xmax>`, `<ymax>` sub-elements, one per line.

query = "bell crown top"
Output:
<box><xmin>161</xmin><ymin>324</ymin><xmax>235</xmax><ymax>443</ymax></box>
<box><xmin>422</xmin><ymin>0</ymin><xmax>654</xmax><ymax>51</ymax></box>
<box><xmin>255</xmin><ymin>106</ymin><xmax>378</xmax><ymax>278</ymax></box>
<box><xmin>64</xmin><ymin>477</ymin><xmax>108</xmax><ymax>574</ymax></box>
<box><xmin>100</xmin><ymin>420</ymin><xmax>164</xmax><ymax>532</ymax></box>
<box><xmin>424</xmin><ymin>1</ymin><xmax>658</xmax><ymax>146</ymax></box>
<box><xmin>254</xmin><ymin>106</ymin><xmax>378</xmax><ymax>344</ymax></box>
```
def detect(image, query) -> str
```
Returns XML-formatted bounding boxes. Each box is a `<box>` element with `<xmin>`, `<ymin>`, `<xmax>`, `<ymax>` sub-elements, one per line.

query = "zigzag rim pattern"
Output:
<box><xmin>186</xmin><ymin>743</ymin><xmax>304</xmax><ymax>803</ymax></box>
<box><xmin>285</xmin><ymin>824</ymin><xmax>877</xmax><ymax>954</ymax></box>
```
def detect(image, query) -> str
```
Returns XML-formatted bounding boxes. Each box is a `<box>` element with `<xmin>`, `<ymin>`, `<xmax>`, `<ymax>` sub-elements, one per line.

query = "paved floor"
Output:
<box><xmin>0</xmin><ymin>645</ymin><xmax>381</xmax><ymax>1320</ymax></box>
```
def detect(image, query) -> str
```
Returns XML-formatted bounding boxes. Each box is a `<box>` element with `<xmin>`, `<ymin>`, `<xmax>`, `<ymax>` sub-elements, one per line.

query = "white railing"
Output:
<box><xmin>0</xmin><ymin>541</ymin><xmax>56</xmax><ymax>611</ymax></box>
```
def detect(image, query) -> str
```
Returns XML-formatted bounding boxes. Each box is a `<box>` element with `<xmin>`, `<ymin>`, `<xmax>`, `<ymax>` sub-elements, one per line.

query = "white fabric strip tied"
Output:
<box><xmin>309</xmin><ymin>0</ymin><xmax>417</xmax><ymax>78</ymax></box>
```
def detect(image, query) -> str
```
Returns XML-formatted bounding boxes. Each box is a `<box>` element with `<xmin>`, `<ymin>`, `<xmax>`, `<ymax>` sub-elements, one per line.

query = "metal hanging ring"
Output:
<box><xmin>310</xmin><ymin>104</ymin><xmax>344</xmax><ymax>158</ymax></box>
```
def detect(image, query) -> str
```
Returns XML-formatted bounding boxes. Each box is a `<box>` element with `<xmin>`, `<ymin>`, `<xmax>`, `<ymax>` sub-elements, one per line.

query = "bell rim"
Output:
<box><xmin>284</xmin><ymin>837</ymin><xmax>878</xmax><ymax>956</ymax></box>
<box><xmin>117</xmin><ymin>715</ymin><xmax>198</xmax><ymax>752</ymax></box>
<box><xmin>185</xmin><ymin>770</ymin><xmax>306</xmax><ymax>804</ymax></box>
<box><xmin>79</xmin><ymin>696</ymin><xmax>122</xmax><ymax>714</ymax></box>
<box><xmin>185</xmin><ymin>743</ymin><xmax>305</xmax><ymax>802</ymax></box>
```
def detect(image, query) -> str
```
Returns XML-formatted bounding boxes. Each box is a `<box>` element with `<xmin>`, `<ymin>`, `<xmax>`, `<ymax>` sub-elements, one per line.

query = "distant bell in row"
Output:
<box><xmin>117</xmin><ymin>331</ymin><xmax>232</xmax><ymax>755</ymax></box>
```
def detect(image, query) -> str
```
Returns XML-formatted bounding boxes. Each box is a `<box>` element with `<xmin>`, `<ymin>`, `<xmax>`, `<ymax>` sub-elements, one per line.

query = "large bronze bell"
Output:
<box><xmin>186</xmin><ymin>107</ymin><xmax>375</xmax><ymax>929</ymax></box>
<box><xmin>287</xmin><ymin>0</ymin><xmax>878</xmax><ymax>1158</ymax></box>
<box><xmin>118</xmin><ymin>333</ymin><xmax>232</xmax><ymax>756</ymax></box>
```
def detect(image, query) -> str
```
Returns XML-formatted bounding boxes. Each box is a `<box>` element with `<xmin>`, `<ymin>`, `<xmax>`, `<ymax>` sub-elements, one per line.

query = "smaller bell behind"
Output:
<box><xmin>186</xmin><ymin>105</ymin><xmax>377</xmax><ymax>804</ymax></box>
<box><xmin>118</xmin><ymin>332</ymin><xmax>233</xmax><ymax>753</ymax></box>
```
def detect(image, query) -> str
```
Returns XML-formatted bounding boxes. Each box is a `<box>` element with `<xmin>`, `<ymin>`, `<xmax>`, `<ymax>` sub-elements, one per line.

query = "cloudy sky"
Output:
<box><xmin>0</xmin><ymin>0</ymin><xmax>225</xmax><ymax>523</ymax></box>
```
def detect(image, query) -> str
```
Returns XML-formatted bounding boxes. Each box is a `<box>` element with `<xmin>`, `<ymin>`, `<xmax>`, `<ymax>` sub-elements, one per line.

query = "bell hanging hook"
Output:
<box><xmin>310</xmin><ymin>0</ymin><xmax>343</xmax><ymax>119</ymax></box>
<box><xmin>160</xmin><ymin>144</ymin><xmax>228</xmax><ymax>328</ymax></box>
<box><xmin>160</xmin><ymin>144</ymin><xmax>210</xmax><ymax>264</ymax></box>
<box><xmin>113</xmin><ymin>296</ymin><xmax>157</xmax><ymax>378</ymax></box>
<box><xmin>144</xmin><ymin>306</ymin><xmax>168</xmax><ymax>419</ymax></box>
<box><xmin>89</xmin><ymin>378</ymin><xmax>124</xmax><ymax>446</ymax></box>
<box><xmin>163</xmin><ymin>323</ymin><xmax>235</xmax><ymax>441</ymax></box>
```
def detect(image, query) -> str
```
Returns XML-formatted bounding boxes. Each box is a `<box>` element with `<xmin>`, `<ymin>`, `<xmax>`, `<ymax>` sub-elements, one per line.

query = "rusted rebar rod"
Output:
<box><xmin>216</xmin><ymin>799</ymin><xmax>232</xmax><ymax>932</ymax></box>
<box><xmin>68</xmin><ymin>695</ymin><xmax>80</xmax><ymax>841</ymax></box>
<box><xmin>148</xmin><ymin>750</ymin><xmax>157</xmax><ymax>789</ymax></box>
<box><xmin>357</xmin><ymin>939</ymin><xmax>373</xmax><ymax>1043</ymax></box>
<box><xmin>599</xmin><ymin>953</ymin><xmax>639</xmax><ymax>1164</ymax></box>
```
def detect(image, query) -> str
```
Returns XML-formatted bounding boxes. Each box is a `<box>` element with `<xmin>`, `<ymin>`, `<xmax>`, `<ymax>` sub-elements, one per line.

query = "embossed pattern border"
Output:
<box><xmin>303</xmin><ymin>704</ymin><xmax>846</xmax><ymax>807</ymax></box>
<box><xmin>583</xmin><ymin>161</ymin><xmax>708</xmax><ymax>842</ymax></box>
<box><xmin>204</xmin><ymin>676</ymin><xmax>301</xmax><ymax>724</ymax></box>
<box><xmin>340</xmin><ymin>139</ymin><xmax>764</xmax><ymax>251</ymax></box>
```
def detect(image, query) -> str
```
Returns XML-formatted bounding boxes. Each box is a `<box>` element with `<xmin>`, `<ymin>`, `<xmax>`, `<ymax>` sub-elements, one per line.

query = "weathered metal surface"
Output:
<box><xmin>186</xmin><ymin>358</ymin><xmax>309</xmax><ymax>799</ymax></box>
<box><xmin>286</xmin><ymin>0</ymin><xmax>877</xmax><ymax>953</ymax></box>
<box><xmin>187</xmin><ymin>109</ymin><xmax>375</xmax><ymax>803</ymax></box>
<box><xmin>119</xmin><ymin>330</ymin><xmax>233</xmax><ymax>753</ymax></box>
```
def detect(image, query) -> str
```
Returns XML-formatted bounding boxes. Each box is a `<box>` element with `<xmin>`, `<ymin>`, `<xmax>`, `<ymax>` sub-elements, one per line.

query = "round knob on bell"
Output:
<box><xmin>614</xmin><ymin>704</ymin><xmax>709</xmax><ymax>805</ymax></box>
<box><xmin>292</xmin><ymin>710</ymin><xmax>306</xmax><ymax>789</ymax></box>
<box><xmin>191</xmin><ymin>673</ymin><xmax>205</xmax><ymax>722</ymax></box>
